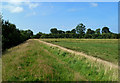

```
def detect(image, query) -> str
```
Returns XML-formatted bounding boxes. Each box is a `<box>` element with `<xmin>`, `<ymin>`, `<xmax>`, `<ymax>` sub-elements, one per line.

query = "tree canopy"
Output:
<box><xmin>76</xmin><ymin>23</ymin><xmax>86</xmax><ymax>35</ymax></box>
<box><xmin>2</xmin><ymin>20</ymin><xmax>33</xmax><ymax>51</ymax></box>
<box><xmin>102</xmin><ymin>27</ymin><xmax>110</xmax><ymax>33</ymax></box>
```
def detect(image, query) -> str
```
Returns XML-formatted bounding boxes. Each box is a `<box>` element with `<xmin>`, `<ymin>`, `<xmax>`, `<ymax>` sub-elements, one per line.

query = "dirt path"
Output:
<box><xmin>34</xmin><ymin>39</ymin><xmax>119</xmax><ymax>69</ymax></box>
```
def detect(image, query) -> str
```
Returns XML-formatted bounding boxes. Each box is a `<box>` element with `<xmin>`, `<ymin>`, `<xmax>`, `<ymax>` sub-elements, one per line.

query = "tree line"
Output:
<box><xmin>2</xmin><ymin>20</ymin><xmax>33</xmax><ymax>51</ymax></box>
<box><xmin>33</xmin><ymin>23</ymin><xmax>120</xmax><ymax>39</ymax></box>
<box><xmin>1</xmin><ymin>19</ymin><xmax>119</xmax><ymax>51</ymax></box>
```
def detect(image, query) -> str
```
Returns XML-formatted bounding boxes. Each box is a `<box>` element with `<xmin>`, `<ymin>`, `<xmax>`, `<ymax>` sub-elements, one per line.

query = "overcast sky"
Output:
<box><xmin>2</xmin><ymin>2</ymin><xmax>118</xmax><ymax>34</ymax></box>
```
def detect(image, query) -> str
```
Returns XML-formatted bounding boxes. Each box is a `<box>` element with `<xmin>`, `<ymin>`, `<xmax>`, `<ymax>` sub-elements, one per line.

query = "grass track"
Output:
<box><xmin>2</xmin><ymin>39</ymin><xmax>118</xmax><ymax>81</ymax></box>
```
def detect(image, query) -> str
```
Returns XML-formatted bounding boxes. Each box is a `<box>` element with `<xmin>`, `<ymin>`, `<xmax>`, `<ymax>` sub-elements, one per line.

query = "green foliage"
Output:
<box><xmin>84</xmin><ymin>34</ymin><xmax>92</xmax><ymax>38</ymax></box>
<box><xmin>66</xmin><ymin>30</ymin><xmax>71</xmax><ymax>33</ymax></box>
<box><xmin>57</xmin><ymin>30</ymin><xmax>65</xmax><ymax>34</ymax></box>
<box><xmin>95</xmin><ymin>28</ymin><xmax>100</xmax><ymax>34</ymax></box>
<box><xmin>2</xmin><ymin>20</ymin><xmax>33</xmax><ymax>51</ymax></box>
<box><xmin>32</xmin><ymin>23</ymin><xmax>118</xmax><ymax>39</ymax></box>
<box><xmin>102</xmin><ymin>27</ymin><xmax>110</xmax><ymax>33</ymax></box>
<box><xmin>2</xmin><ymin>20</ymin><xmax>21</xmax><ymax>50</ymax></box>
<box><xmin>50</xmin><ymin>28</ymin><xmax>58</xmax><ymax>34</ymax></box>
<box><xmin>86</xmin><ymin>28</ymin><xmax>95</xmax><ymax>35</ymax></box>
<box><xmin>71</xmin><ymin>29</ymin><xmax>76</xmax><ymax>33</ymax></box>
<box><xmin>32</xmin><ymin>32</ymin><xmax>43</xmax><ymax>38</ymax></box>
<box><xmin>76</xmin><ymin>23</ymin><xmax>86</xmax><ymax>35</ymax></box>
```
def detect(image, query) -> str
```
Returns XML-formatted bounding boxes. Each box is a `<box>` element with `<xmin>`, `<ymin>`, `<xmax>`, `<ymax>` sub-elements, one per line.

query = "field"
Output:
<box><xmin>42</xmin><ymin>39</ymin><xmax>118</xmax><ymax>64</ymax></box>
<box><xmin>0</xmin><ymin>58</ymin><xmax>2</xmax><ymax>82</ymax></box>
<box><xmin>2</xmin><ymin>39</ymin><xmax>118</xmax><ymax>81</ymax></box>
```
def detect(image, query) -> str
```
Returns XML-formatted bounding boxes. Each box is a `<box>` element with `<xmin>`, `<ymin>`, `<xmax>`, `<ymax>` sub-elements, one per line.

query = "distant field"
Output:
<box><xmin>2</xmin><ymin>39</ymin><xmax>118</xmax><ymax>81</ymax></box>
<box><xmin>42</xmin><ymin>39</ymin><xmax>118</xmax><ymax>64</ymax></box>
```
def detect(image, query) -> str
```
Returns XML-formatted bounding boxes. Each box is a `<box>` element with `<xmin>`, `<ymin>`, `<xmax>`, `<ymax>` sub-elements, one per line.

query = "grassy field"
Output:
<box><xmin>0</xmin><ymin>58</ymin><xmax>2</xmax><ymax>82</ymax></box>
<box><xmin>41</xmin><ymin>39</ymin><xmax>118</xmax><ymax>64</ymax></box>
<box><xmin>2</xmin><ymin>39</ymin><xmax>118</xmax><ymax>81</ymax></box>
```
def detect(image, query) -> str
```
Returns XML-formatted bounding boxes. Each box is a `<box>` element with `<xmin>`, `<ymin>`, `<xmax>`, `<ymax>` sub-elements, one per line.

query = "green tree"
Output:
<box><xmin>71</xmin><ymin>29</ymin><xmax>76</xmax><ymax>33</ymax></box>
<box><xmin>76</xmin><ymin>23</ymin><xmax>86</xmax><ymax>37</ymax></box>
<box><xmin>50</xmin><ymin>28</ymin><xmax>58</xmax><ymax>34</ymax></box>
<box><xmin>102</xmin><ymin>27</ymin><xmax>110</xmax><ymax>33</ymax></box>
<box><xmin>2</xmin><ymin>20</ymin><xmax>21</xmax><ymax>50</ymax></box>
<box><xmin>26</xmin><ymin>29</ymin><xmax>33</xmax><ymax>38</ymax></box>
<box><xmin>36</xmin><ymin>32</ymin><xmax>42</xmax><ymax>38</ymax></box>
<box><xmin>111</xmin><ymin>33</ymin><xmax>118</xmax><ymax>39</ymax></box>
<box><xmin>57</xmin><ymin>30</ymin><xmax>65</xmax><ymax>34</ymax></box>
<box><xmin>95</xmin><ymin>28</ymin><xmax>100</xmax><ymax>34</ymax></box>
<box><xmin>66</xmin><ymin>30</ymin><xmax>71</xmax><ymax>33</ymax></box>
<box><xmin>86</xmin><ymin>28</ymin><xmax>95</xmax><ymax>35</ymax></box>
<box><xmin>84</xmin><ymin>34</ymin><xmax>92</xmax><ymax>38</ymax></box>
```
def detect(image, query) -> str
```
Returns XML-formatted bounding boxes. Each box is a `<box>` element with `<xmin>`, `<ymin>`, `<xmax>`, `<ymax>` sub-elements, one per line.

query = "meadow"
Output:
<box><xmin>42</xmin><ymin>39</ymin><xmax>118</xmax><ymax>64</ymax></box>
<box><xmin>2</xmin><ymin>39</ymin><xmax>118</xmax><ymax>81</ymax></box>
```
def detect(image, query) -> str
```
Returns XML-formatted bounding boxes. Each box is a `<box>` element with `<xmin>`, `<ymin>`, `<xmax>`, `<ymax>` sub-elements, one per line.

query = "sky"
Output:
<box><xmin>1</xmin><ymin>2</ymin><xmax>118</xmax><ymax>34</ymax></box>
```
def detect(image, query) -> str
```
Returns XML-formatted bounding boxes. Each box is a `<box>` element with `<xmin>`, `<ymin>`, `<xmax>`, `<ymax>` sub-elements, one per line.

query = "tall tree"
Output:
<box><xmin>2</xmin><ymin>20</ymin><xmax>21</xmax><ymax>50</ymax></box>
<box><xmin>102</xmin><ymin>27</ymin><xmax>110</xmax><ymax>33</ymax></box>
<box><xmin>76</xmin><ymin>23</ymin><xmax>86</xmax><ymax>36</ymax></box>
<box><xmin>50</xmin><ymin>28</ymin><xmax>58</xmax><ymax>34</ymax></box>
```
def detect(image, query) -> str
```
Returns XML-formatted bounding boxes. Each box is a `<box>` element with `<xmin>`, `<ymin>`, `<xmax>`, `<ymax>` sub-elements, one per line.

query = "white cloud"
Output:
<box><xmin>90</xmin><ymin>3</ymin><xmax>98</xmax><ymax>7</ymax></box>
<box><xmin>8</xmin><ymin>2</ymin><xmax>23</xmax><ymax>5</ymax></box>
<box><xmin>11</xmin><ymin>6</ymin><xmax>23</xmax><ymax>13</ymax></box>
<box><xmin>5</xmin><ymin>0</ymin><xmax>25</xmax><ymax>5</ymax></box>
<box><xmin>2</xmin><ymin>0</ymin><xmax>24</xmax><ymax>13</ymax></box>
<box><xmin>3</xmin><ymin>5</ymin><xmax>23</xmax><ymax>13</ymax></box>
<box><xmin>2</xmin><ymin>1</ymin><xmax>39</xmax><ymax>14</ymax></box>
<box><xmin>25</xmin><ymin>2</ymin><xmax>39</xmax><ymax>9</ymax></box>
<box><xmin>6</xmin><ymin>1</ymin><xmax>39</xmax><ymax>9</ymax></box>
